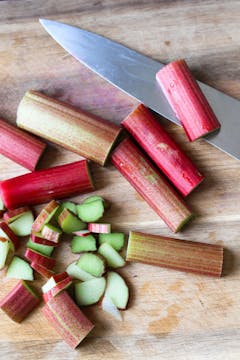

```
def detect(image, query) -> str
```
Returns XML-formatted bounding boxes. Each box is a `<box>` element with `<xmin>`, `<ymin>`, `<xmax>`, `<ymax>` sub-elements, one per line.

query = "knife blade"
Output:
<box><xmin>39</xmin><ymin>18</ymin><xmax>240</xmax><ymax>160</ymax></box>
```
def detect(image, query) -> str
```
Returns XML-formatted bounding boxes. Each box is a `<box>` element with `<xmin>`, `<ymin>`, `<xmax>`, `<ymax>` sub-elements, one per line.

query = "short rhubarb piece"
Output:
<box><xmin>31</xmin><ymin>233</ymin><xmax>59</xmax><ymax>247</ymax></box>
<box><xmin>6</xmin><ymin>256</ymin><xmax>34</xmax><ymax>281</ymax></box>
<box><xmin>111</xmin><ymin>138</ymin><xmax>193</xmax><ymax>232</ymax></box>
<box><xmin>99</xmin><ymin>233</ymin><xmax>125</xmax><ymax>251</ymax></box>
<box><xmin>41</xmin><ymin>224</ymin><xmax>62</xmax><ymax>243</ymax></box>
<box><xmin>73</xmin><ymin>230</ymin><xmax>92</xmax><ymax>237</ymax></box>
<box><xmin>98</xmin><ymin>243</ymin><xmax>125</xmax><ymax>268</ymax></box>
<box><xmin>0</xmin><ymin>280</ymin><xmax>40</xmax><ymax>323</ymax></box>
<box><xmin>41</xmin><ymin>291</ymin><xmax>94</xmax><ymax>349</ymax></box>
<box><xmin>9</xmin><ymin>211</ymin><xmax>34</xmax><ymax>236</ymax></box>
<box><xmin>0</xmin><ymin>222</ymin><xmax>19</xmax><ymax>250</ymax></box>
<box><xmin>0</xmin><ymin>237</ymin><xmax>10</xmax><ymax>270</ymax></box>
<box><xmin>32</xmin><ymin>200</ymin><xmax>59</xmax><ymax>233</ymax></box>
<box><xmin>156</xmin><ymin>59</ymin><xmax>221</xmax><ymax>141</ymax></box>
<box><xmin>0</xmin><ymin>117</ymin><xmax>46</xmax><ymax>171</ymax></box>
<box><xmin>43</xmin><ymin>277</ymin><xmax>72</xmax><ymax>302</ymax></box>
<box><xmin>0</xmin><ymin>160</ymin><xmax>94</xmax><ymax>209</ymax></box>
<box><xmin>101</xmin><ymin>294</ymin><xmax>122</xmax><ymax>321</ymax></box>
<box><xmin>77</xmin><ymin>199</ymin><xmax>105</xmax><ymax>222</ymax></box>
<box><xmin>42</xmin><ymin>272</ymin><xmax>69</xmax><ymax>293</ymax></box>
<box><xmin>88</xmin><ymin>223</ymin><xmax>111</xmax><ymax>234</ymax></box>
<box><xmin>77</xmin><ymin>253</ymin><xmax>106</xmax><ymax>277</ymax></box>
<box><xmin>83</xmin><ymin>195</ymin><xmax>104</xmax><ymax>204</ymax></box>
<box><xmin>66</xmin><ymin>261</ymin><xmax>95</xmax><ymax>281</ymax></box>
<box><xmin>71</xmin><ymin>235</ymin><xmax>97</xmax><ymax>253</ymax></box>
<box><xmin>3</xmin><ymin>207</ymin><xmax>30</xmax><ymax>223</ymax></box>
<box><xmin>122</xmin><ymin>104</ymin><xmax>204</xmax><ymax>196</ymax></box>
<box><xmin>58</xmin><ymin>208</ymin><xmax>86</xmax><ymax>234</ymax></box>
<box><xmin>105</xmin><ymin>272</ymin><xmax>129</xmax><ymax>309</ymax></box>
<box><xmin>62</xmin><ymin>201</ymin><xmax>77</xmax><ymax>215</ymax></box>
<box><xmin>25</xmin><ymin>248</ymin><xmax>56</xmax><ymax>270</ymax></box>
<box><xmin>75</xmin><ymin>277</ymin><xmax>106</xmax><ymax>306</ymax></box>
<box><xmin>127</xmin><ymin>231</ymin><xmax>223</xmax><ymax>277</ymax></box>
<box><xmin>31</xmin><ymin>262</ymin><xmax>55</xmax><ymax>278</ymax></box>
<box><xmin>26</xmin><ymin>239</ymin><xmax>54</xmax><ymax>257</ymax></box>
<box><xmin>17</xmin><ymin>90</ymin><xmax>122</xmax><ymax>166</ymax></box>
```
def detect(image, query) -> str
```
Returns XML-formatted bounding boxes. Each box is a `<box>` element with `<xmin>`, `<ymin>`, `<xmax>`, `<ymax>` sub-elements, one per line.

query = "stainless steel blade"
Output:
<box><xmin>40</xmin><ymin>19</ymin><xmax>240</xmax><ymax>160</ymax></box>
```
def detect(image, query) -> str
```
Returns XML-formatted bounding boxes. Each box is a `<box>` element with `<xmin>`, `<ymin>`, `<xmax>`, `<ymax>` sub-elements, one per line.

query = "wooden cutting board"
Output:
<box><xmin>0</xmin><ymin>1</ymin><xmax>240</xmax><ymax>359</ymax></box>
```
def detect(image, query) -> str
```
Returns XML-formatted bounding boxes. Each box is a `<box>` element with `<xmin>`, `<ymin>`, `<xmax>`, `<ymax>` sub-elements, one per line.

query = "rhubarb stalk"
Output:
<box><xmin>17</xmin><ymin>90</ymin><xmax>121</xmax><ymax>166</ymax></box>
<box><xmin>156</xmin><ymin>59</ymin><xmax>221</xmax><ymax>141</ymax></box>
<box><xmin>0</xmin><ymin>160</ymin><xmax>94</xmax><ymax>209</ymax></box>
<box><xmin>126</xmin><ymin>231</ymin><xmax>223</xmax><ymax>277</ymax></box>
<box><xmin>0</xmin><ymin>118</ymin><xmax>46</xmax><ymax>171</ymax></box>
<box><xmin>111</xmin><ymin>138</ymin><xmax>193</xmax><ymax>232</ymax></box>
<box><xmin>122</xmin><ymin>104</ymin><xmax>204</xmax><ymax>196</ymax></box>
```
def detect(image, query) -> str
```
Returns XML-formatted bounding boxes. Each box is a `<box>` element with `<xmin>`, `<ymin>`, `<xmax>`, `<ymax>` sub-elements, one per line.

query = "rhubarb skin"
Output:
<box><xmin>25</xmin><ymin>248</ymin><xmax>56</xmax><ymax>270</ymax></box>
<box><xmin>126</xmin><ymin>231</ymin><xmax>223</xmax><ymax>277</ymax></box>
<box><xmin>42</xmin><ymin>291</ymin><xmax>94</xmax><ymax>349</ymax></box>
<box><xmin>31</xmin><ymin>262</ymin><xmax>55</xmax><ymax>278</ymax></box>
<box><xmin>111</xmin><ymin>138</ymin><xmax>193</xmax><ymax>232</ymax></box>
<box><xmin>122</xmin><ymin>104</ymin><xmax>204</xmax><ymax>196</ymax></box>
<box><xmin>0</xmin><ymin>160</ymin><xmax>94</xmax><ymax>209</ymax></box>
<box><xmin>156</xmin><ymin>59</ymin><xmax>221</xmax><ymax>141</ymax></box>
<box><xmin>31</xmin><ymin>233</ymin><xmax>59</xmax><ymax>247</ymax></box>
<box><xmin>42</xmin><ymin>276</ymin><xmax>72</xmax><ymax>302</ymax></box>
<box><xmin>0</xmin><ymin>222</ymin><xmax>20</xmax><ymax>250</ymax></box>
<box><xmin>0</xmin><ymin>118</ymin><xmax>46</xmax><ymax>171</ymax></box>
<box><xmin>17</xmin><ymin>90</ymin><xmax>121</xmax><ymax>166</ymax></box>
<box><xmin>0</xmin><ymin>280</ymin><xmax>40</xmax><ymax>322</ymax></box>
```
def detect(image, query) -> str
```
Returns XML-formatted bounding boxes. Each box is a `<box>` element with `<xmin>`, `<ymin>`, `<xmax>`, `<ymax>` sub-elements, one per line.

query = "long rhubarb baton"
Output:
<box><xmin>111</xmin><ymin>138</ymin><xmax>193</xmax><ymax>232</ymax></box>
<box><xmin>126</xmin><ymin>231</ymin><xmax>223</xmax><ymax>277</ymax></box>
<box><xmin>17</xmin><ymin>90</ymin><xmax>121</xmax><ymax>166</ymax></box>
<box><xmin>0</xmin><ymin>160</ymin><xmax>94</xmax><ymax>209</ymax></box>
<box><xmin>122</xmin><ymin>104</ymin><xmax>204</xmax><ymax>196</ymax></box>
<box><xmin>156</xmin><ymin>59</ymin><xmax>221</xmax><ymax>141</ymax></box>
<box><xmin>0</xmin><ymin>118</ymin><xmax>46</xmax><ymax>171</ymax></box>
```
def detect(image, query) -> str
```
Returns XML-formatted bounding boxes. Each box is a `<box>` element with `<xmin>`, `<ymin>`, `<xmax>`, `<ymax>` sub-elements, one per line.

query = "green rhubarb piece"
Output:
<box><xmin>0</xmin><ymin>197</ymin><xmax>4</xmax><ymax>211</ymax></box>
<box><xmin>83</xmin><ymin>195</ymin><xmax>104</xmax><ymax>204</ymax></box>
<box><xmin>77</xmin><ymin>199</ymin><xmax>104</xmax><ymax>222</ymax></box>
<box><xmin>26</xmin><ymin>239</ymin><xmax>54</xmax><ymax>257</ymax></box>
<box><xmin>98</xmin><ymin>243</ymin><xmax>125</xmax><ymax>268</ymax></box>
<box><xmin>58</xmin><ymin>208</ymin><xmax>86</xmax><ymax>234</ymax></box>
<box><xmin>9</xmin><ymin>211</ymin><xmax>34</xmax><ymax>236</ymax></box>
<box><xmin>77</xmin><ymin>253</ymin><xmax>105</xmax><ymax>277</ymax></box>
<box><xmin>0</xmin><ymin>239</ymin><xmax>10</xmax><ymax>269</ymax></box>
<box><xmin>75</xmin><ymin>277</ymin><xmax>106</xmax><ymax>306</ymax></box>
<box><xmin>105</xmin><ymin>271</ymin><xmax>129</xmax><ymax>309</ymax></box>
<box><xmin>6</xmin><ymin>256</ymin><xmax>34</xmax><ymax>281</ymax></box>
<box><xmin>62</xmin><ymin>201</ymin><xmax>77</xmax><ymax>215</ymax></box>
<box><xmin>41</xmin><ymin>223</ymin><xmax>62</xmax><ymax>243</ymax></box>
<box><xmin>98</xmin><ymin>233</ymin><xmax>125</xmax><ymax>251</ymax></box>
<box><xmin>66</xmin><ymin>261</ymin><xmax>95</xmax><ymax>281</ymax></box>
<box><xmin>71</xmin><ymin>235</ymin><xmax>97</xmax><ymax>253</ymax></box>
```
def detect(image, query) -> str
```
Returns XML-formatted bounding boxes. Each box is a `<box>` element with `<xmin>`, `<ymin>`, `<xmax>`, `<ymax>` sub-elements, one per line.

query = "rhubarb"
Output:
<box><xmin>98</xmin><ymin>243</ymin><xmax>125</xmax><ymax>268</ymax></box>
<box><xmin>27</xmin><ymin>239</ymin><xmax>54</xmax><ymax>257</ymax></box>
<box><xmin>43</xmin><ymin>276</ymin><xmax>72</xmax><ymax>302</ymax></box>
<box><xmin>42</xmin><ymin>272</ymin><xmax>69</xmax><ymax>293</ymax></box>
<box><xmin>0</xmin><ymin>237</ymin><xmax>10</xmax><ymax>270</ymax></box>
<box><xmin>32</xmin><ymin>200</ymin><xmax>59</xmax><ymax>233</ymax></box>
<box><xmin>58</xmin><ymin>208</ymin><xmax>86</xmax><ymax>234</ymax></box>
<box><xmin>111</xmin><ymin>138</ymin><xmax>193</xmax><ymax>232</ymax></box>
<box><xmin>127</xmin><ymin>231</ymin><xmax>223</xmax><ymax>277</ymax></box>
<box><xmin>31</xmin><ymin>233</ymin><xmax>59</xmax><ymax>247</ymax></box>
<box><xmin>25</xmin><ymin>248</ymin><xmax>56</xmax><ymax>270</ymax></box>
<box><xmin>41</xmin><ymin>224</ymin><xmax>62</xmax><ymax>243</ymax></box>
<box><xmin>41</xmin><ymin>291</ymin><xmax>94</xmax><ymax>348</ymax></box>
<box><xmin>77</xmin><ymin>253</ymin><xmax>106</xmax><ymax>277</ymax></box>
<box><xmin>122</xmin><ymin>104</ymin><xmax>204</xmax><ymax>196</ymax></box>
<box><xmin>105</xmin><ymin>272</ymin><xmax>129</xmax><ymax>309</ymax></box>
<box><xmin>0</xmin><ymin>280</ymin><xmax>40</xmax><ymax>322</ymax></box>
<box><xmin>0</xmin><ymin>117</ymin><xmax>46</xmax><ymax>171</ymax></box>
<box><xmin>6</xmin><ymin>256</ymin><xmax>34</xmax><ymax>281</ymax></box>
<box><xmin>3</xmin><ymin>207</ymin><xmax>30</xmax><ymax>223</ymax></box>
<box><xmin>62</xmin><ymin>201</ymin><xmax>77</xmax><ymax>215</ymax></box>
<box><xmin>156</xmin><ymin>59</ymin><xmax>221</xmax><ymax>141</ymax></box>
<box><xmin>0</xmin><ymin>160</ymin><xmax>94</xmax><ymax>209</ymax></box>
<box><xmin>66</xmin><ymin>261</ymin><xmax>95</xmax><ymax>281</ymax></box>
<box><xmin>71</xmin><ymin>235</ymin><xmax>97</xmax><ymax>253</ymax></box>
<box><xmin>17</xmin><ymin>90</ymin><xmax>121</xmax><ymax>166</ymax></box>
<box><xmin>77</xmin><ymin>199</ymin><xmax>105</xmax><ymax>222</ymax></box>
<box><xmin>75</xmin><ymin>277</ymin><xmax>106</xmax><ymax>306</ymax></box>
<box><xmin>31</xmin><ymin>262</ymin><xmax>55</xmax><ymax>278</ymax></box>
<box><xmin>9</xmin><ymin>211</ymin><xmax>34</xmax><ymax>236</ymax></box>
<box><xmin>88</xmin><ymin>223</ymin><xmax>111</xmax><ymax>234</ymax></box>
<box><xmin>0</xmin><ymin>222</ymin><xmax>19</xmax><ymax>250</ymax></box>
<box><xmin>99</xmin><ymin>233</ymin><xmax>125</xmax><ymax>251</ymax></box>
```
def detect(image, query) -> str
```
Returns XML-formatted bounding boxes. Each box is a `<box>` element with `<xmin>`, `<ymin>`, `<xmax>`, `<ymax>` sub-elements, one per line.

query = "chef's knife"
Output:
<box><xmin>39</xmin><ymin>19</ymin><xmax>240</xmax><ymax>160</ymax></box>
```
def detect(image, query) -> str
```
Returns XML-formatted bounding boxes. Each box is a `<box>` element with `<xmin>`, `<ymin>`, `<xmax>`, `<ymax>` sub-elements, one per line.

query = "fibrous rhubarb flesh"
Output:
<box><xmin>122</xmin><ymin>104</ymin><xmax>204</xmax><ymax>196</ymax></box>
<box><xmin>156</xmin><ymin>59</ymin><xmax>221</xmax><ymax>141</ymax></box>
<box><xmin>111</xmin><ymin>138</ymin><xmax>193</xmax><ymax>232</ymax></box>
<box><xmin>32</xmin><ymin>200</ymin><xmax>59</xmax><ymax>233</ymax></box>
<box><xmin>105</xmin><ymin>272</ymin><xmax>129</xmax><ymax>310</ymax></box>
<box><xmin>6</xmin><ymin>256</ymin><xmax>34</xmax><ymax>281</ymax></box>
<box><xmin>98</xmin><ymin>243</ymin><xmax>125</xmax><ymax>268</ymax></box>
<box><xmin>58</xmin><ymin>208</ymin><xmax>86</xmax><ymax>234</ymax></box>
<box><xmin>0</xmin><ymin>160</ymin><xmax>94</xmax><ymax>209</ymax></box>
<box><xmin>75</xmin><ymin>277</ymin><xmax>106</xmax><ymax>306</ymax></box>
<box><xmin>66</xmin><ymin>261</ymin><xmax>95</xmax><ymax>281</ymax></box>
<box><xmin>27</xmin><ymin>239</ymin><xmax>54</xmax><ymax>257</ymax></box>
<box><xmin>9</xmin><ymin>211</ymin><xmax>34</xmax><ymax>236</ymax></box>
<box><xmin>71</xmin><ymin>235</ymin><xmax>97</xmax><ymax>253</ymax></box>
<box><xmin>43</xmin><ymin>276</ymin><xmax>72</xmax><ymax>302</ymax></box>
<box><xmin>99</xmin><ymin>233</ymin><xmax>125</xmax><ymax>251</ymax></box>
<box><xmin>77</xmin><ymin>253</ymin><xmax>106</xmax><ymax>277</ymax></box>
<box><xmin>17</xmin><ymin>90</ymin><xmax>121</xmax><ymax>166</ymax></box>
<box><xmin>127</xmin><ymin>231</ymin><xmax>223</xmax><ymax>277</ymax></box>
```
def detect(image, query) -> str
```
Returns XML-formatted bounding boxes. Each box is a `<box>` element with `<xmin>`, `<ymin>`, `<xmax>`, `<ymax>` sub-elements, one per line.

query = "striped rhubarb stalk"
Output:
<box><xmin>88</xmin><ymin>223</ymin><xmax>111</xmax><ymax>233</ymax></box>
<box><xmin>0</xmin><ymin>160</ymin><xmax>94</xmax><ymax>209</ymax></box>
<box><xmin>122</xmin><ymin>104</ymin><xmax>204</xmax><ymax>196</ymax></box>
<box><xmin>0</xmin><ymin>118</ymin><xmax>46</xmax><ymax>171</ymax></box>
<box><xmin>111</xmin><ymin>138</ymin><xmax>193</xmax><ymax>232</ymax></box>
<box><xmin>156</xmin><ymin>59</ymin><xmax>221</xmax><ymax>141</ymax></box>
<box><xmin>126</xmin><ymin>231</ymin><xmax>223</xmax><ymax>277</ymax></box>
<box><xmin>17</xmin><ymin>90</ymin><xmax>121</xmax><ymax>166</ymax></box>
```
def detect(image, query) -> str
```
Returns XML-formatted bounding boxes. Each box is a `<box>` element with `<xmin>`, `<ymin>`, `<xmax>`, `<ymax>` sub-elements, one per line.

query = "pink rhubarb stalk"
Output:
<box><xmin>25</xmin><ymin>248</ymin><xmax>56</xmax><ymax>270</ymax></box>
<box><xmin>0</xmin><ymin>118</ymin><xmax>46</xmax><ymax>171</ymax></box>
<box><xmin>0</xmin><ymin>222</ymin><xmax>19</xmax><ymax>250</ymax></box>
<box><xmin>17</xmin><ymin>90</ymin><xmax>121</xmax><ymax>166</ymax></box>
<box><xmin>0</xmin><ymin>160</ymin><xmax>94</xmax><ymax>209</ymax></box>
<box><xmin>122</xmin><ymin>104</ymin><xmax>204</xmax><ymax>196</ymax></box>
<box><xmin>111</xmin><ymin>138</ymin><xmax>193</xmax><ymax>232</ymax></box>
<box><xmin>31</xmin><ymin>262</ymin><xmax>55</xmax><ymax>278</ymax></box>
<box><xmin>156</xmin><ymin>59</ymin><xmax>221</xmax><ymax>141</ymax></box>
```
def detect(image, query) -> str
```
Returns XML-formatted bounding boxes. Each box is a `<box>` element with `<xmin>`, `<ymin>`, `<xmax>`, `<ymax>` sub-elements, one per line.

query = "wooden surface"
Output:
<box><xmin>0</xmin><ymin>1</ymin><xmax>240</xmax><ymax>359</ymax></box>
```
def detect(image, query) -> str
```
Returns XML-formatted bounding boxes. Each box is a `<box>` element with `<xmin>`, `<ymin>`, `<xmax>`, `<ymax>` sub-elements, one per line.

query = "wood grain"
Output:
<box><xmin>0</xmin><ymin>0</ymin><xmax>240</xmax><ymax>359</ymax></box>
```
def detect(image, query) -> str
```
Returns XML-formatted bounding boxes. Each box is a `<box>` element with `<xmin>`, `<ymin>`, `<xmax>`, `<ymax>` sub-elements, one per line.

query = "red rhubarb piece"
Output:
<box><xmin>25</xmin><ymin>248</ymin><xmax>56</xmax><ymax>270</ymax></box>
<box><xmin>31</xmin><ymin>262</ymin><xmax>55</xmax><ymax>278</ymax></box>
<box><xmin>156</xmin><ymin>59</ymin><xmax>221</xmax><ymax>141</ymax></box>
<box><xmin>0</xmin><ymin>222</ymin><xmax>19</xmax><ymax>250</ymax></box>
<box><xmin>42</xmin><ymin>276</ymin><xmax>72</xmax><ymax>303</ymax></box>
